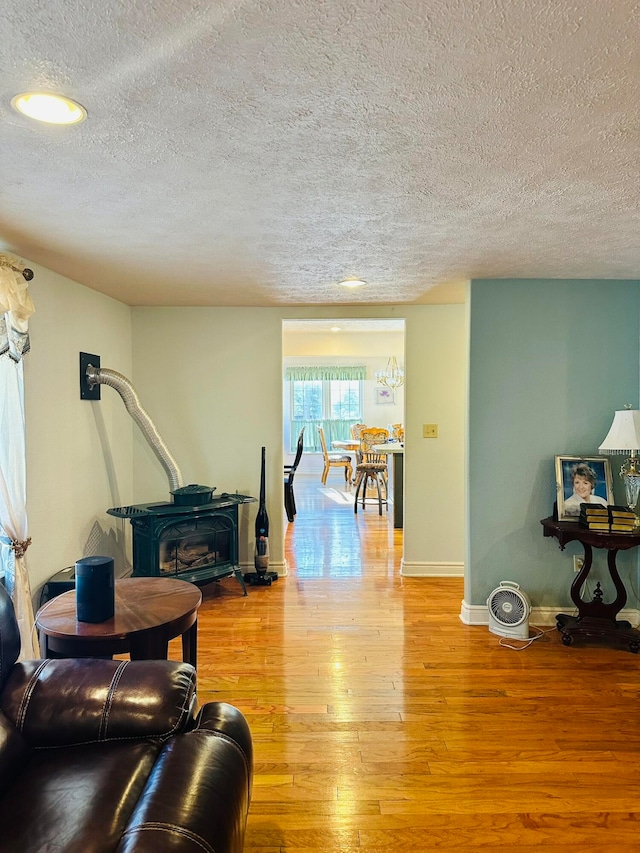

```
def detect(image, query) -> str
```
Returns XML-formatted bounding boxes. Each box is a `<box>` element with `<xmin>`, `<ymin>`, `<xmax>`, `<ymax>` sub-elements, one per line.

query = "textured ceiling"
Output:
<box><xmin>1</xmin><ymin>0</ymin><xmax>639</xmax><ymax>307</ymax></box>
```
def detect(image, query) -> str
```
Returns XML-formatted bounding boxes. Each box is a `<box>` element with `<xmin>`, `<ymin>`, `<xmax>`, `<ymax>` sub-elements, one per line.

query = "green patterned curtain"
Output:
<box><xmin>285</xmin><ymin>365</ymin><xmax>366</xmax><ymax>381</ymax></box>
<box><xmin>292</xmin><ymin>419</ymin><xmax>358</xmax><ymax>452</ymax></box>
<box><xmin>286</xmin><ymin>365</ymin><xmax>365</xmax><ymax>452</ymax></box>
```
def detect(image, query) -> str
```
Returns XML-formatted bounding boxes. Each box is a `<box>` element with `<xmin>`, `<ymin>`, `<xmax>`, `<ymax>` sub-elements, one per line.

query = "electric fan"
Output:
<box><xmin>486</xmin><ymin>581</ymin><xmax>531</xmax><ymax>639</ymax></box>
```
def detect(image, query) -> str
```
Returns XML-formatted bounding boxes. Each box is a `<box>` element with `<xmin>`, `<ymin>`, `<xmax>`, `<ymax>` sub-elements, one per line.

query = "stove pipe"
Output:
<box><xmin>86</xmin><ymin>365</ymin><xmax>184</xmax><ymax>492</ymax></box>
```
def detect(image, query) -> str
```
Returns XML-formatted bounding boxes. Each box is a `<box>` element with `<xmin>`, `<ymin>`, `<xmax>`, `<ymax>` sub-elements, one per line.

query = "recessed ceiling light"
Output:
<box><xmin>338</xmin><ymin>278</ymin><xmax>367</xmax><ymax>289</ymax></box>
<box><xmin>11</xmin><ymin>92</ymin><xmax>87</xmax><ymax>125</ymax></box>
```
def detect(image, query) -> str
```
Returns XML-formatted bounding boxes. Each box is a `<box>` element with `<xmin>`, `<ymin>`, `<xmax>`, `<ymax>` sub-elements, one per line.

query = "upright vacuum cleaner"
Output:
<box><xmin>246</xmin><ymin>446</ymin><xmax>278</xmax><ymax>586</ymax></box>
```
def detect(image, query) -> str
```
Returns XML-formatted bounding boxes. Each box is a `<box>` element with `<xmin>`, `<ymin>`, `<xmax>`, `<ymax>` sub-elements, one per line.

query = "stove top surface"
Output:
<box><xmin>107</xmin><ymin>492</ymin><xmax>255</xmax><ymax>519</ymax></box>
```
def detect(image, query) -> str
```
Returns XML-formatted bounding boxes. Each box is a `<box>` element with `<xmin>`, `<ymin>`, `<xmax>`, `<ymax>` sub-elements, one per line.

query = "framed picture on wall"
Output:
<box><xmin>375</xmin><ymin>387</ymin><xmax>395</xmax><ymax>405</ymax></box>
<box><xmin>555</xmin><ymin>455</ymin><xmax>613</xmax><ymax>521</ymax></box>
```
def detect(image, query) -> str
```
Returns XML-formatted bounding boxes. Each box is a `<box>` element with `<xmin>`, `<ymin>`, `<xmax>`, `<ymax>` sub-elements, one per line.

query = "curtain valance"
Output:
<box><xmin>285</xmin><ymin>365</ymin><xmax>366</xmax><ymax>381</ymax></box>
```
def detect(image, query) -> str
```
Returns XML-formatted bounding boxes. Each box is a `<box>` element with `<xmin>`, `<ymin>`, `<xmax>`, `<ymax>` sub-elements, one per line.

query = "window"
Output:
<box><xmin>285</xmin><ymin>365</ymin><xmax>366</xmax><ymax>452</ymax></box>
<box><xmin>292</xmin><ymin>379</ymin><xmax>361</xmax><ymax>421</ymax></box>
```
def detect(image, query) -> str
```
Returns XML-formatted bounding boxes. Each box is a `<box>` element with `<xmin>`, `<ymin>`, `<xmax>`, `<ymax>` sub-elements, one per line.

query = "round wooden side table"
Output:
<box><xmin>35</xmin><ymin>577</ymin><xmax>202</xmax><ymax>667</ymax></box>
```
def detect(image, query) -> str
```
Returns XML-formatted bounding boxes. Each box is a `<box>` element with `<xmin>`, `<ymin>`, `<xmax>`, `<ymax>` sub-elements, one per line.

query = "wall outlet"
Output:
<box><xmin>573</xmin><ymin>555</ymin><xmax>584</xmax><ymax>572</ymax></box>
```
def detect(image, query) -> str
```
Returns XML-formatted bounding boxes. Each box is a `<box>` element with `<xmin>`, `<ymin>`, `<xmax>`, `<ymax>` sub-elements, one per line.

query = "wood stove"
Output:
<box><xmin>107</xmin><ymin>492</ymin><xmax>255</xmax><ymax>594</ymax></box>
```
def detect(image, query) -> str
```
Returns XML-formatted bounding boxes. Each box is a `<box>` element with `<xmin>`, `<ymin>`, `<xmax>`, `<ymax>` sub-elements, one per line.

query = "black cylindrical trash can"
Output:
<box><xmin>75</xmin><ymin>556</ymin><xmax>115</xmax><ymax>623</ymax></box>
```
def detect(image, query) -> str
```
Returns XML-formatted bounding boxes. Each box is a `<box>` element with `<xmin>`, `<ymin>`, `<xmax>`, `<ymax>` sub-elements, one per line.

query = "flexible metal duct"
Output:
<box><xmin>86</xmin><ymin>365</ymin><xmax>184</xmax><ymax>492</ymax></box>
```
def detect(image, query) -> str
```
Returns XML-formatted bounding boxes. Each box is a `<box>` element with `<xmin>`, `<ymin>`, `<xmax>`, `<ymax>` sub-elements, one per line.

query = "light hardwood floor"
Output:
<box><xmin>179</xmin><ymin>474</ymin><xmax>640</xmax><ymax>852</ymax></box>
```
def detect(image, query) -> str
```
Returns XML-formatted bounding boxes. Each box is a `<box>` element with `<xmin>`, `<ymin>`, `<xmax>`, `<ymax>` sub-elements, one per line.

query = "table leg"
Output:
<box><xmin>391</xmin><ymin>453</ymin><xmax>403</xmax><ymax>529</ymax></box>
<box><xmin>182</xmin><ymin>619</ymin><xmax>198</xmax><ymax>668</ymax></box>
<box><xmin>556</xmin><ymin>544</ymin><xmax>640</xmax><ymax>652</ymax></box>
<box><xmin>129</xmin><ymin>631</ymin><xmax>169</xmax><ymax>661</ymax></box>
<box><xmin>234</xmin><ymin>567</ymin><xmax>248</xmax><ymax>596</ymax></box>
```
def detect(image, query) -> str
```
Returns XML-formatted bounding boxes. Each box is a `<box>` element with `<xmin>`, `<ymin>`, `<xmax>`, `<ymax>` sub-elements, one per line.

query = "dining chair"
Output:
<box><xmin>284</xmin><ymin>427</ymin><xmax>305</xmax><ymax>522</ymax></box>
<box><xmin>318</xmin><ymin>426</ymin><xmax>353</xmax><ymax>485</ymax></box>
<box><xmin>353</xmin><ymin>427</ymin><xmax>389</xmax><ymax>516</ymax></box>
<box><xmin>350</xmin><ymin>423</ymin><xmax>367</xmax><ymax>464</ymax></box>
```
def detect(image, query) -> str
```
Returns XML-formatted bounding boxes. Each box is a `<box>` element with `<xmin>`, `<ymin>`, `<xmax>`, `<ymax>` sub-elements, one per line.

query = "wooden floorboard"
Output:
<box><xmin>174</xmin><ymin>474</ymin><xmax>640</xmax><ymax>851</ymax></box>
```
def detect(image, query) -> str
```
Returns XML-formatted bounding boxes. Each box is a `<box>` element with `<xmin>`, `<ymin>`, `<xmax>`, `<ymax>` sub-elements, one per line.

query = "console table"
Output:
<box><xmin>541</xmin><ymin>517</ymin><xmax>640</xmax><ymax>652</ymax></box>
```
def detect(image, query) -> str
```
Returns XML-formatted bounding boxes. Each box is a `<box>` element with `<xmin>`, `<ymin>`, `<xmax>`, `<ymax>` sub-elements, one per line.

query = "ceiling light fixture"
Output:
<box><xmin>375</xmin><ymin>356</ymin><xmax>404</xmax><ymax>390</ymax></box>
<box><xmin>330</xmin><ymin>326</ymin><xmax>341</xmax><ymax>332</ymax></box>
<box><xmin>11</xmin><ymin>92</ymin><xmax>87</xmax><ymax>125</ymax></box>
<box><xmin>337</xmin><ymin>278</ymin><xmax>367</xmax><ymax>289</ymax></box>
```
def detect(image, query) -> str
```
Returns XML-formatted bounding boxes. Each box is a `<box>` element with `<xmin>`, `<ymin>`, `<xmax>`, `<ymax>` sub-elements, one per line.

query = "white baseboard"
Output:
<box><xmin>460</xmin><ymin>600</ymin><xmax>640</xmax><ymax>628</ymax></box>
<box><xmin>400</xmin><ymin>560</ymin><xmax>464</xmax><ymax>577</ymax></box>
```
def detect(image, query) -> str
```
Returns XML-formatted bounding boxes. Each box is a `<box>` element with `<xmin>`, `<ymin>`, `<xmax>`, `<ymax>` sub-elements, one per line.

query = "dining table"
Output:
<box><xmin>373</xmin><ymin>443</ymin><xmax>404</xmax><ymax>529</ymax></box>
<box><xmin>331</xmin><ymin>440</ymin><xmax>360</xmax><ymax>452</ymax></box>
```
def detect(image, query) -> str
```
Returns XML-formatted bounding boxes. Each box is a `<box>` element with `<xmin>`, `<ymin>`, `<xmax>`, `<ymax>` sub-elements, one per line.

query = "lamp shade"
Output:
<box><xmin>598</xmin><ymin>409</ymin><xmax>640</xmax><ymax>454</ymax></box>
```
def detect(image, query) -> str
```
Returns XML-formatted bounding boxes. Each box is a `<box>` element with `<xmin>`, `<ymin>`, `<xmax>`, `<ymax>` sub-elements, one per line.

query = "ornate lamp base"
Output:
<box><xmin>621</xmin><ymin>462</ymin><xmax>640</xmax><ymax>527</ymax></box>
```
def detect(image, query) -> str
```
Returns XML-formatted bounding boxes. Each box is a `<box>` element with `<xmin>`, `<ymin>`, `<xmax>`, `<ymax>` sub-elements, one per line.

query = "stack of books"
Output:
<box><xmin>578</xmin><ymin>504</ymin><xmax>610</xmax><ymax>530</ymax></box>
<box><xmin>578</xmin><ymin>503</ymin><xmax>638</xmax><ymax>532</ymax></box>
<box><xmin>609</xmin><ymin>505</ymin><xmax>637</xmax><ymax>532</ymax></box>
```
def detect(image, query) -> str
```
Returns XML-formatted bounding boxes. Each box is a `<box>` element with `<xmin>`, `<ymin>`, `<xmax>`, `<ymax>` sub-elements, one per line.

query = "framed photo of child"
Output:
<box><xmin>555</xmin><ymin>455</ymin><xmax>614</xmax><ymax>521</ymax></box>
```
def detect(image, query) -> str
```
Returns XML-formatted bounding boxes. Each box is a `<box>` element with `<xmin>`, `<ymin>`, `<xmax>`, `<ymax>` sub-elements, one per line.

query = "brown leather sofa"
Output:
<box><xmin>0</xmin><ymin>583</ymin><xmax>252</xmax><ymax>852</ymax></box>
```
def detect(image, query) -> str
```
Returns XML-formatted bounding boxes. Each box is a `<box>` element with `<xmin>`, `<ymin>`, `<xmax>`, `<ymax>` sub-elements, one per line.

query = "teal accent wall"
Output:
<box><xmin>467</xmin><ymin>279</ymin><xmax>640</xmax><ymax>608</ymax></box>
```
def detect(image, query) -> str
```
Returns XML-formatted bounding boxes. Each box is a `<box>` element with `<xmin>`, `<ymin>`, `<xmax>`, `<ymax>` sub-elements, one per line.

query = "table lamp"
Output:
<box><xmin>598</xmin><ymin>406</ymin><xmax>640</xmax><ymax>527</ymax></box>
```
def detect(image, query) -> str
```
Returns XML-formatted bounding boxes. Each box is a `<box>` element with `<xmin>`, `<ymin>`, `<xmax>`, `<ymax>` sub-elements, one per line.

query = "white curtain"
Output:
<box><xmin>0</xmin><ymin>255</ymin><xmax>38</xmax><ymax>658</ymax></box>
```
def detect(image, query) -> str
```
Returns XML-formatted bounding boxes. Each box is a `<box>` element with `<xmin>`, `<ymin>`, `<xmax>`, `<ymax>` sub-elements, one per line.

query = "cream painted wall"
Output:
<box><xmin>12</xmin><ymin>270</ymin><xmax>465</xmax><ymax>600</ymax></box>
<box><xmin>23</xmin><ymin>263</ymin><xmax>133</xmax><ymax>598</ymax></box>
<box><xmin>403</xmin><ymin>307</ymin><xmax>466</xmax><ymax>572</ymax></box>
<box><xmin>132</xmin><ymin>305</ymin><xmax>466</xmax><ymax>576</ymax></box>
<box><xmin>284</xmin><ymin>330</ymin><xmax>404</xmax><ymax>358</ymax></box>
<box><xmin>131</xmin><ymin>308</ymin><xmax>284</xmax><ymax>571</ymax></box>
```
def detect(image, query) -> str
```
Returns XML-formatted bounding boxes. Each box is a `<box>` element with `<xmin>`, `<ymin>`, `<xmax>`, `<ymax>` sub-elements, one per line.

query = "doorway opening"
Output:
<box><xmin>282</xmin><ymin>318</ymin><xmax>405</xmax><ymax>560</ymax></box>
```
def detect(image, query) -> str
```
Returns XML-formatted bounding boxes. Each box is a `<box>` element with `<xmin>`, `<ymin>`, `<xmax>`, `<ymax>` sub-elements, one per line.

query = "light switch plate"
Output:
<box><xmin>423</xmin><ymin>423</ymin><xmax>438</xmax><ymax>438</ymax></box>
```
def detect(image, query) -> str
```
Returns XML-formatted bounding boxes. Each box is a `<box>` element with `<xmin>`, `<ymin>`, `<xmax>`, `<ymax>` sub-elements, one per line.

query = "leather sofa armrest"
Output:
<box><xmin>195</xmin><ymin>700</ymin><xmax>253</xmax><ymax>794</ymax></box>
<box><xmin>116</xmin><ymin>702</ymin><xmax>253</xmax><ymax>853</ymax></box>
<box><xmin>0</xmin><ymin>659</ymin><xmax>197</xmax><ymax>747</ymax></box>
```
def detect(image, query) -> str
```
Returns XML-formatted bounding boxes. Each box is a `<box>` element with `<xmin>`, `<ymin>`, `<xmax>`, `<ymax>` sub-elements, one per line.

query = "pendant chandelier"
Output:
<box><xmin>375</xmin><ymin>356</ymin><xmax>404</xmax><ymax>389</ymax></box>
